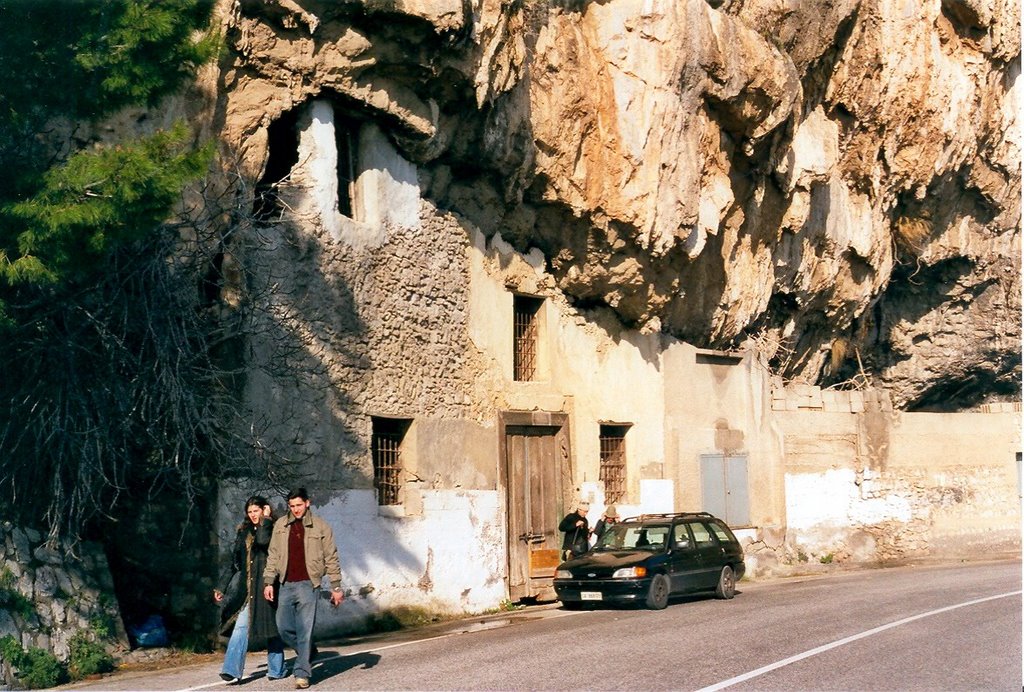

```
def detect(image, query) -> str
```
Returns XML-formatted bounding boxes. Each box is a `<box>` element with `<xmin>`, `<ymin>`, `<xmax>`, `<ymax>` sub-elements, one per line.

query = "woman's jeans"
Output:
<box><xmin>222</xmin><ymin>600</ymin><xmax>286</xmax><ymax>680</ymax></box>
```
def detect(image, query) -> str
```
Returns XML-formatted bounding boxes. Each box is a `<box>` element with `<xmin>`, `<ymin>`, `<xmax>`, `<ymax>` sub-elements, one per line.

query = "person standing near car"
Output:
<box><xmin>559</xmin><ymin>501</ymin><xmax>590</xmax><ymax>560</ymax></box>
<box><xmin>591</xmin><ymin>505</ymin><xmax>619</xmax><ymax>544</ymax></box>
<box><xmin>263</xmin><ymin>488</ymin><xmax>344</xmax><ymax>690</ymax></box>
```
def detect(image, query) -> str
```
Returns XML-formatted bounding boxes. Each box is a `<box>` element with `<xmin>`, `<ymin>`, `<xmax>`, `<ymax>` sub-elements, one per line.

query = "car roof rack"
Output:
<box><xmin>621</xmin><ymin>512</ymin><xmax>716</xmax><ymax>521</ymax></box>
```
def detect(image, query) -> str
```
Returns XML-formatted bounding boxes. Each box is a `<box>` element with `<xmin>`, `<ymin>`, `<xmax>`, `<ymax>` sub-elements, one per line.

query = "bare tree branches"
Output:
<box><xmin>0</xmin><ymin>171</ymin><xmax>320</xmax><ymax>544</ymax></box>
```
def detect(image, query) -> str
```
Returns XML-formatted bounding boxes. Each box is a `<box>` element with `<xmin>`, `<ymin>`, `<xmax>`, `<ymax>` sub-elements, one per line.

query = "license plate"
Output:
<box><xmin>580</xmin><ymin>591</ymin><xmax>603</xmax><ymax>601</ymax></box>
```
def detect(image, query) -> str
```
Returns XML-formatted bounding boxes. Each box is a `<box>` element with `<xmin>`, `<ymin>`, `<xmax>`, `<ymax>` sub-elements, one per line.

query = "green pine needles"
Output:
<box><xmin>0</xmin><ymin>0</ymin><xmax>217</xmax><ymax>122</ymax></box>
<box><xmin>5</xmin><ymin>125</ymin><xmax>213</xmax><ymax>286</ymax></box>
<box><xmin>74</xmin><ymin>0</ymin><xmax>220</xmax><ymax>112</ymax></box>
<box><xmin>0</xmin><ymin>0</ymin><xmax>217</xmax><ymax>314</ymax></box>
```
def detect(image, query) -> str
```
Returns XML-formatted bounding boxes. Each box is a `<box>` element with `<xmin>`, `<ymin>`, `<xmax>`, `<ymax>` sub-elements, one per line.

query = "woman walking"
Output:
<box><xmin>213</xmin><ymin>496</ymin><xmax>285</xmax><ymax>683</ymax></box>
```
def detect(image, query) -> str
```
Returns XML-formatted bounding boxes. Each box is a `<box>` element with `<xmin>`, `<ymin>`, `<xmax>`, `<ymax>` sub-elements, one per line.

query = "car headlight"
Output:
<box><xmin>555</xmin><ymin>569</ymin><xmax>572</xmax><ymax>579</ymax></box>
<box><xmin>611</xmin><ymin>566</ymin><xmax>647</xmax><ymax>578</ymax></box>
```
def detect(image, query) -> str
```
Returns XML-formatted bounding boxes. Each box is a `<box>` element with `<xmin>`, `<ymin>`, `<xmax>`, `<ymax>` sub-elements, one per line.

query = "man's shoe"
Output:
<box><xmin>295</xmin><ymin>678</ymin><xmax>310</xmax><ymax>689</ymax></box>
<box><xmin>219</xmin><ymin>673</ymin><xmax>239</xmax><ymax>683</ymax></box>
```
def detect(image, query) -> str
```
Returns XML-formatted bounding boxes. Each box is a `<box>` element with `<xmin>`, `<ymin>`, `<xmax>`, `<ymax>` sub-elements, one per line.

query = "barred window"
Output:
<box><xmin>599</xmin><ymin>424</ymin><xmax>630</xmax><ymax>504</ymax></box>
<box><xmin>372</xmin><ymin>417</ymin><xmax>411</xmax><ymax>506</ymax></box>
<box><xmin>513</xmin><ymin>295</ymin><xmax>543</xmax><ymax>381</ymax></box>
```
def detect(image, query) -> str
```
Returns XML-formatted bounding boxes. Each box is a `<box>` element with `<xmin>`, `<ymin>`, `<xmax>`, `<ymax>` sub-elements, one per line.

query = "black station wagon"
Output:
<box><xmin>553</xmin><ymin>512</ymin><xmax>746</xmax><ymax>610</ymax></box>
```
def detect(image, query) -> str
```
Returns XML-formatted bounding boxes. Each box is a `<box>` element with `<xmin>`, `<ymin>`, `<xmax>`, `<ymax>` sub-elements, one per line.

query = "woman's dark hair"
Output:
<box><xmin>245</xmin><ymin>495</ymin><xmax>269</xmax><ymax>512</ymax></box>
<box><xmin>238</xmin><ymin>495</ymin><xmax>272</xmax><ymax>531</ymax></box>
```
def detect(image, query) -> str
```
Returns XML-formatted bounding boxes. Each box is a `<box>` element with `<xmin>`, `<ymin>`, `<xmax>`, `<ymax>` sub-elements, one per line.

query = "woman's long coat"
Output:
<box><xmin>220</xmin><ymin>517</ymin><xmax>279</xmax><ymax>650</ymax></box>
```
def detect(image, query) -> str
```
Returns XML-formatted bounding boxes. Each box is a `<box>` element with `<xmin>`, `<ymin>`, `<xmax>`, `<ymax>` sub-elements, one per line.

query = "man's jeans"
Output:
<box><xmin>277</xmin><ymin>581</ymin><xmax>319</xmax><ymax>680</ymax></box>
<box><xmin>221</xmin><ymin>601</ymin><xmax>285</xmax><ymax>680</ymax></box>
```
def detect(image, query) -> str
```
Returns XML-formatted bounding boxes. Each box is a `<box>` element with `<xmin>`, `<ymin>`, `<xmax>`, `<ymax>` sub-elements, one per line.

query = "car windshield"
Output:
<box><xmin>594</xmin><ymin>523</ymin><xmax>670</xmax><ymax>551</ymax></box>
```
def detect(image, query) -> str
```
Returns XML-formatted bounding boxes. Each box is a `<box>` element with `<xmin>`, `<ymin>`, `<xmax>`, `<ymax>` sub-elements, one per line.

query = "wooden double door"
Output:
<box><xmin>503</xmin><ymin>413</ymin><xmax>571</xmax><ymax>601</ymax></box>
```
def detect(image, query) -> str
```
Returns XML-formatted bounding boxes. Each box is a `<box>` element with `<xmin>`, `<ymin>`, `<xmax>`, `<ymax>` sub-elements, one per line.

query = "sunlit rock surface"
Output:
<box><xmin>215</xmin><ymin>0</ymin><xmax>1020</xmax><ymax>410</ymax></box>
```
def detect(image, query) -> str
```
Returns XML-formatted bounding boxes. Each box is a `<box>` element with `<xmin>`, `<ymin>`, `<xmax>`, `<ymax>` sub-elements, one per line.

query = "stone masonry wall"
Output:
<box><xmin>0</xmin><ymin>523</ymin><xmax>127</xmax><ymax>662</ymax></box>
<box><xmin>244</xmin><ymin>203</ymin><xmax>481</xmax><ymax>494</ymax></box>
<box><xmin>355</xmin><ymin>210</ymin><xmax>476</xmax><ymax>423</ymax></box>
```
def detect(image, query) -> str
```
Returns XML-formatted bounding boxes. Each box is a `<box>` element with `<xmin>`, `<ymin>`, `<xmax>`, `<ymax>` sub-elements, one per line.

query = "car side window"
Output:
<box><xmin>708</xmin><ymin>520</ymin><xmax>736</xmax><ymax>545</ymax></box>
<box><xmin>688</xmin><ymin>522</ymin><xmax>716</xmax><ymax>548</ymax></box>
<box><xmin>623</xmin><ymin>525</ymin><xmax>669</xmax><ymax>549</ymax></box>
<box><xmin>641</xmin><ymin>527</ymin><xmax>668</xmax><ymax>549</ymax></box>
<box><xmin>672</xmin><ymin>523</ymin><xmax>692</xmax><ymax>549</ymax></box>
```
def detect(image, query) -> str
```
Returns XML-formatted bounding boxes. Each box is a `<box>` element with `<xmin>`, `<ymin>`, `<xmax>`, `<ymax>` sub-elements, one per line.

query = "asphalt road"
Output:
<box><xmin>65</xmin><ymin>559</ymin><xmax>1020</xmax><ymax>691</ymax></box>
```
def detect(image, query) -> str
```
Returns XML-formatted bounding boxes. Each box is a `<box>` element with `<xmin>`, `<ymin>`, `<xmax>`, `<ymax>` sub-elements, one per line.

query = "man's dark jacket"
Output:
<box><xmin>558</xmin><ymin>512</ymin><xmax>590</xmax><ymax>555</ymax></box>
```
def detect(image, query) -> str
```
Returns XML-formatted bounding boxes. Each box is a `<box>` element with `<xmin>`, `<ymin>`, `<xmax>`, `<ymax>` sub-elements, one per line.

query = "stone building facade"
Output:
<box><xmin>213</xmin><ymin>98</ymin><xmax>1021</xmax><ymax>637</ymax></box>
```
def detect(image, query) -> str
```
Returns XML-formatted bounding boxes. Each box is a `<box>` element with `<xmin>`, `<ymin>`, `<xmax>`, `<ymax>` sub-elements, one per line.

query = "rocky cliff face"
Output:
<box><xmin>216</xmin><ymin>0</ymin><xmax>1020</xmax><ymax>410</ymax></box>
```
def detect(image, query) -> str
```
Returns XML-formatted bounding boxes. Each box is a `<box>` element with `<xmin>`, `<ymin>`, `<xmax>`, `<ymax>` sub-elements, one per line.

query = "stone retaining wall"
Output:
<box><xmin>772</xmin><ymin>389</ymin><xmax>1021</xmax><ymax>566</ymax></box>
<box><xmin>0</xmin><ymin>523</ymin><xmax>127</xmax><ymax>661</ymax></box>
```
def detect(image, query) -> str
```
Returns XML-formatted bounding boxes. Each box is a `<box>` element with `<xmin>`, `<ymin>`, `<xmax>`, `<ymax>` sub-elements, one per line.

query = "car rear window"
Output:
<box><xmin>708</xmin><ymin>520</ymin><xmax>738</xmax><ymax>545</ymax></box>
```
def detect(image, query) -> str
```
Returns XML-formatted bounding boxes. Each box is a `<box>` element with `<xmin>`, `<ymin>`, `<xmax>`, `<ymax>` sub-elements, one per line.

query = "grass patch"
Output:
<box><xmin>67</xmin><ymin>631</ymin><xmax>115</xmax><ymax>680</ymax></box>
<box><xmin>364</xmin><ymin>606</ymin><xmax>449</xmax><ymax>634</ymax></box>
<box><xmin>2</xmin><ymin>620</ymin><xmax>118</xmax><ymax>687</ymax></box>
<box><xmin>479</xmin><ymin>599</ymin><xmax>525</xmax><ymax>615</ymax></box>
<box><xmin>0</xmin><ymin>635</ymin><xmax>66</xmax><ymax>689</ymax></box>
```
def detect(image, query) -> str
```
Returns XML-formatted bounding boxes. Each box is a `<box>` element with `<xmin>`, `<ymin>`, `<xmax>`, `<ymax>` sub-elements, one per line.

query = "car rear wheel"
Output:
<box><xmin>715</xmin><ymin>565</ymin><xmax>735</xmax><ymax>599</ymax></box>
<box><xmin>645</xmin><ymin>574</ymin><xmax>670</xmax><ymax>610</ymax></box>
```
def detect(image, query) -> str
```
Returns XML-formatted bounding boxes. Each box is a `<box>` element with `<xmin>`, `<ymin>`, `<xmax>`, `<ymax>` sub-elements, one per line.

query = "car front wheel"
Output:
<box><xmin>645</xmin><ymin>574</ymin><xmax>670</xmax><ymax>610</ymax></box>
<box><xmin>715</xmin><ymin>565</ymin><xmax>735</xmax><ymax>599</ymax></box>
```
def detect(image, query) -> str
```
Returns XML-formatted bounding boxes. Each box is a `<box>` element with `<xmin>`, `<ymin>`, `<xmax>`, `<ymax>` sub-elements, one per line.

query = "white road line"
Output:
<box><xmin>697</xmin><ymin>589</ymin><xmax>1022</xmax><ymax>692</ymax></box>
<box><xmin>178</xmin><ymin>610</ymin><xmax>581</xmax><ymax>691</ymax></box>
<box><xmin>181</xmin><ymin>679</ymin><xmax>234</xmax><ymax>690</ymax></box>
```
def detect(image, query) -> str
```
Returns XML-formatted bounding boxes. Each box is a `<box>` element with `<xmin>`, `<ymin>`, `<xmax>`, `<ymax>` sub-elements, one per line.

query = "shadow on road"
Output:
<box><xmin>311</xmin><ymin>651</ymin><xmax>382</xmax><ymax>683</ymax></box>
<box><xmin>558</xmin><ymin>590</ymin><xmax>745</xmax><ymax>611</ymax></box>
<box><xmin>234</xmin><ymin>652</ymin><xmax>381</xmax><ymax>686</ymax></box>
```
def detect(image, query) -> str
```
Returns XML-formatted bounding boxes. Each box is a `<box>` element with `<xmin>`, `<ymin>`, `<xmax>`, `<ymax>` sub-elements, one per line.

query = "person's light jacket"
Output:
<box><xmin>263</xmin><ymin>509</ymin><xmax>342</xmax><ymax>591</ymax></box>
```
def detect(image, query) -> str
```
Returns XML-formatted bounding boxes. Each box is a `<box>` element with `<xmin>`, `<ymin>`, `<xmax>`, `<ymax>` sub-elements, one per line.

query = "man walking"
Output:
<box><xmin>263</xmin><ymin>488</ymin><xmax>343</xmax><ymax>689</ymax></box>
